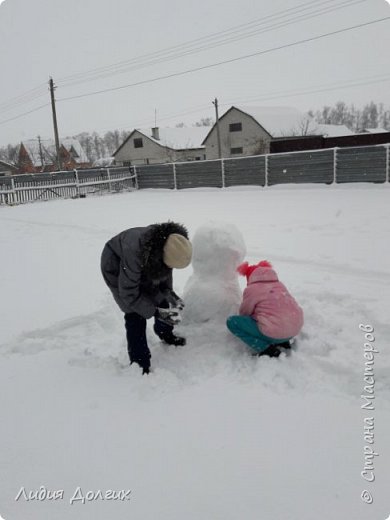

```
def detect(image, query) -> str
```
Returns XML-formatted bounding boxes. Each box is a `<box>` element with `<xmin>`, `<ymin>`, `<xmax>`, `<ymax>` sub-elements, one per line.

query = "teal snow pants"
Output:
<box><xmin>226</xmin><ymin>315</ymin><xmax>292</xmax><ymax>354</ymax></box>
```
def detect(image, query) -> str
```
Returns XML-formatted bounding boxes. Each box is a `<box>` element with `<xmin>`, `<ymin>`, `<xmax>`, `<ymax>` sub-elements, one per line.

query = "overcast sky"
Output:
<box><xmin>0</xmin><ymin>0</ymin><xmax>389</xmax><ymax>147</ymax></box>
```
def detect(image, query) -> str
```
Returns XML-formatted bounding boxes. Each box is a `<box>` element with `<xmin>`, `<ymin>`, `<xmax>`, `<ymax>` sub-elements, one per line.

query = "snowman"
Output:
<box><xmin>181</xmin><ymin>222</ymin><xmax>246</xmax><ymax>324</ymax></box>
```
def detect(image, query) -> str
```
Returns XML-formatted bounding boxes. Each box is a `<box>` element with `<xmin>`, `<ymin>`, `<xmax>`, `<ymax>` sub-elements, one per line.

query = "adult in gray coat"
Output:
<box><xmin>101</xmin><ymin>222</ymin><xmax>192</xmax><ymax>374</ymax></box>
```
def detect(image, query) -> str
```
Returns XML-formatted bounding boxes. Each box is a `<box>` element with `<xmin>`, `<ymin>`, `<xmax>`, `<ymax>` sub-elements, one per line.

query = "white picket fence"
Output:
<box><xmin>0</xmin><ymin>167</ymin><xmax>136</xmax><ymax>205</ymax></box>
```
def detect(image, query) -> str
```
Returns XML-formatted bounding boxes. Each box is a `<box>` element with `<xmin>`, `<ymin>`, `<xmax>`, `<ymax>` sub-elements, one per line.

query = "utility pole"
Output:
<box><xmin>37</xmin><ymin>135</ymin><xmax>44</xmax><ymax>172</ymax></box>
<box><xmin>212</xmin><ymin>97</ymin><xmax>222</xmax><ymax>159</ymax></box>
<box><xmin>49</xmin><ymin>77</ymin><xmax>62</xmax><ymax>170</ymax></box>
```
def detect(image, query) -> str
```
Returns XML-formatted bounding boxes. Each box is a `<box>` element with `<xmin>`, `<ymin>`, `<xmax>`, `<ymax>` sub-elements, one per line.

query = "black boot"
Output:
<box><xmin>254</xmin><ymin>344</ymin><xmax>281</xmax><ymax>358</ymax></box>
<box><xmin>154</xmin><ymin>325</ymin><xmax>186</xmax><ymax>346</ymax></box>
<box><xmin>153</xmin><ymin>319</ymin><xmax>186</xmax><ymax>346</ymax></box>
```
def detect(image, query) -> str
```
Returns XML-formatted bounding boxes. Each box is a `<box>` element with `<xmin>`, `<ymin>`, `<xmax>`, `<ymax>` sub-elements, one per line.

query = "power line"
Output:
<box><xmin>60</xmin><ymin>72</ymin><xmax>390</xmax><ymax>137</ymax></box>
<box><xmin>57</xmin><ymin>0</ymin><xmax>339</xmax><ymax>83</ymax></box>
<box><xmin>0</xmin><ymin>0</ymin><xmax>346</xmax><ymax>115</ymax></box>
<box><xmin>0</xmin><ymin>103</ymin><xmax>50</xmax><ymax>126</ymax></box>
<box><xmin>225</xmin><ymin>74</ymin><xmax>390</xmax><ymax>106</ymax></box>
<box><xmin>0</xmin><ymin>0</ymin><xmax>370</xmax><ymax>115</ymax></box>
<box><xmin>0</xmin><ymin>84</ymin><xmax>47</xmax><ymax>114</ymax></box>
<box><xmin>56</xmin><ymin>0</ymin><xmax>368</xmax><ymax>89</ymax></box>
<box><xmin>58</xmin><ymin>16</ymin><xmax>390</xmax><ymax>103</ymax></box>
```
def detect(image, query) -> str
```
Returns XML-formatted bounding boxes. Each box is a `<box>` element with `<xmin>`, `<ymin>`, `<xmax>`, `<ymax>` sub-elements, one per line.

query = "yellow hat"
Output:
<box><xmin>163</xmin><ymin>233</ymin><xmax>192</xmax><ymax>269</ymax></box>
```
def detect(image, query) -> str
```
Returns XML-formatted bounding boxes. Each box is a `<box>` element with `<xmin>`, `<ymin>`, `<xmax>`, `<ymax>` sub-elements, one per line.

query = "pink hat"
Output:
<box><xmin>237</xmin><ymin>260</ymin><xmax>273</xmax><ymax>280</ymax></box>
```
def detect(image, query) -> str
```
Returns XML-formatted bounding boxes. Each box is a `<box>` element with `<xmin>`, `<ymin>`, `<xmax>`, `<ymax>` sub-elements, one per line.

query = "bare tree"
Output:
<box><xmin>194</xmin><ymin>117</ymin><xmax>213</xmax><ymax>127</ymax></box>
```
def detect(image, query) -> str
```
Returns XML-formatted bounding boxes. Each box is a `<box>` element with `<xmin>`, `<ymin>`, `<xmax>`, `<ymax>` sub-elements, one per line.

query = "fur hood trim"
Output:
<box><xmin>141</xmin><ymin>222</ymin><xmax>189</xmax><ymax>279</ymax></box>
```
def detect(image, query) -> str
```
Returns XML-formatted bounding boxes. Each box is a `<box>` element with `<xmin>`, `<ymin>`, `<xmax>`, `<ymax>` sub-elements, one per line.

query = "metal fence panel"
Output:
<box><xmin>136</xmin><ymin>164</ymin><xmax>174</xmax><ymax>189</ymax></box>
<box><xmin>336</xmin><ymin>146</ymin><xmax>387</xmax><ymax>183</ymax></box>
<box><xmin>268</xmin><ymin>150</ymin><xmax>334</xmax><ymax>185</ymax></box>
<box><xmin>1</xmin><ymin>145</ymin><xmax>390</xmax><ymax>206</ymax></box>
<box><xmin>224</xmin><ymin>156</ymin><xmax>266</xmax><ymax>187</ymax></box>
<box><xmin>176</xmin><ymin>161</ymin><xmax>222</xmax><ymax>189</ymax></box>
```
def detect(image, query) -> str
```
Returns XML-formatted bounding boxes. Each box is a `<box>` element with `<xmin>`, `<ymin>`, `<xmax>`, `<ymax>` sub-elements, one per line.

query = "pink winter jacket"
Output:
<box><xmin>239</xmin><ymin>266</ymin><xmax>304</xmax><ymax>339</ymax></box>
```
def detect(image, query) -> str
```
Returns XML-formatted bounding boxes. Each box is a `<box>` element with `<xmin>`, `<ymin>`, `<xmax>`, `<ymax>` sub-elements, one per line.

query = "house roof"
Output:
<box><xmin>233</xmin><ymin>105</ymin><xmax>306</xmax><ymax>137</ymax></box>
<box><xmin>314</xmin><ymin>124</ymin><xmax>352</xmax><ymax>137</ymax></box>
<box><xmin>114</xmin><ymin>127</ymin><xmax>208</xmax><ymax>156</ymax></box>
<box><xmin>363</xmin><ymin>127</ymin><xmax>389</xmax><ymax>134</ymax></box>
<box><xmin>19</xmin><ymin>139</ymin><xmax>55</xmax><ymax>167</ymax></box>
<box><xmin>202</xmin><ymin>105</ymin><xmax>355</xmax><ymax>143</ymax></box>
<box><xmin>142</xmin><ymin>127</ymin><xmax>208</xmax><ymax>149</ymax></box>
<box><xmin>0</xmin><ymin>159</ymin><xmax>18</xmax><ymax>171</ymax></box>
<box><xmin>19</xmin><ymin>138</ymin><xmax>88</xmax><ymax>167</ymax></box>
<box><xmin>61</xmin><ymin>138</ymin><xmax>89</xmax><ymax>163</ymax></box>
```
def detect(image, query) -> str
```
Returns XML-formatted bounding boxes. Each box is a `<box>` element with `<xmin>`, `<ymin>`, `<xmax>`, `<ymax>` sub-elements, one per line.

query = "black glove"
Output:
<box><xmin>155</xmin><ymin>304</ymin><xmax>182</xmax><ymax>326</ymax></box>
<box><xmin>163</xmin><ymin>290</ymin><xmax>185</xmax><ymax>311</ymax></box>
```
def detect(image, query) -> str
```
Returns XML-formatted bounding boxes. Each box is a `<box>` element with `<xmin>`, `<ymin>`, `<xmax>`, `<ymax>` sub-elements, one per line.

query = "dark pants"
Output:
<box><xmin>124</xmin><ymin>312</ymin><xmax>174</xmax><ymax>365</ymax></box>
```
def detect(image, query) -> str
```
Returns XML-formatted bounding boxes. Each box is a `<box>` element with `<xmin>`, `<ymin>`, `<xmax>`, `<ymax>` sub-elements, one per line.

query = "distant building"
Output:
<box><xmin>0</xmin><ymin>159</ymin><xmax>18</xmax><ymax>176</ymax></box>
<box><xmin>315</xmin><ymin>124</ymin><xmax>352</xmax><ymax>137</ymax></box>
<box><xmin>361</xmin><ymin>127</ymin><xmax>389</xmax><ymax>134</ymax></box>
<box><xmin>114</xmin><ymin>127</ymin><xmax>208</xmax><ymax>166</ymax></box>
<box><xmin>16</xmin><ymin>138</ymin><xmax>89</xmax><ymax>174</ymax></box>
<box><xmin>202</xmin><ymin>106</ymin><xmax>353</xmax><ymax>159</ymax></box>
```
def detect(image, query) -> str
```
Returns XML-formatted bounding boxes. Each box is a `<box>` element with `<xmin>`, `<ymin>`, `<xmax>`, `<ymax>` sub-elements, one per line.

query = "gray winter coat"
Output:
<box><xmin>101</xmin><ymin>222</ymin><xmax>188</xmax><ymax>318</ymax></box>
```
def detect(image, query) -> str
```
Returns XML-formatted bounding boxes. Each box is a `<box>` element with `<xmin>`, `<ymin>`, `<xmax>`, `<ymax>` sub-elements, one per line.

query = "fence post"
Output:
<box><xmin>221</xmin><ymin>158</ymin><xmax>225</xmax><ymax>188</ymax></box>
<box><xmin>386</xmin><ymin>145</ymin><xmax>389</xmax><ymax>183</ymax></box>
<box><xmin>172</xmin><ymin>163</ymin><xmax>177</xmax><ymax>190</ymax></box>
<box><xmin>132</xmin><ymin>166</ymin><xmax>138</xmax><ymax>190</ymax></box>
<box><xmin>74</xmin><ymin>169</ymin><xmax>80</xmax><ymax>197</ymax></box>
<box><xmin>106</xmin><ymin>168</ymin><xmax>112</xmax><ymax>191</ymax></box>
<box><xmin>333</xmin><ymin>147</ymin><xmax>338</xmax><ymax>184</ymax></box>
<box><xmin>10</xmin><ymin>177</ymin><xmax>16</xmax><ymax>205</ymax></box>
<box><xmin>265</xmin><ymin>154</ymin><xmax>269</xmax><ymax>187</ymax></box>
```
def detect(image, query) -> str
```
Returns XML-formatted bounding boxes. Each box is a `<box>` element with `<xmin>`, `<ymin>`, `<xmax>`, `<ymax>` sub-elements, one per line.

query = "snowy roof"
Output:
<box><xmin>363</xmin><ymin>127</ymin><xmax>389</xmax><ymax>134</ymax></box>
<box><xmin>314</xmin><ymin>124</ymin><xmax>353</xmax><ymax>137</ymax></box>
<box><xmin>93</xmin><ymin>157</ymin><xmax>115</xmax><ymax>167</ymax></box>
<box><xmin>137</xmin><ymin>127</ymin><xmax>208</xmax><ymax>150</ymax></box>
<box><xmin>61</xmin><ymin>138</ymin><xmax>89</xmax><ymax>163</ymax></box>
<box><xmin>0</xmin><ymin>159</ymin><xmax>18</xmax><ymax>171</ymax></box>
<box><xmin>20</xmin><ymin>138</ymin><xmax>88</xmax><ymax>166</ymax></box>
<box><xmin>225</xmin><ymin>106</ymin><xmax>354</xmax><ymax>138</ymax></box>
<box><xmin>233</xmin><ymin>106</ymin><xmax>307</xmax><ymax>137</ymax></box>
<box><xmin>20</xmin><ymin>139</ymin><xmax>55</xmax><ymax>167</ymax></box>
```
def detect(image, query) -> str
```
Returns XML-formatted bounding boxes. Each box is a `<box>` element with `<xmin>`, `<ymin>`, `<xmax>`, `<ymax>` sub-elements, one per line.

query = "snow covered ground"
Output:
<box><xmin>1</xmin><ymin>184</ymin><xmax>389</xmax><ymax>520</ymax></box>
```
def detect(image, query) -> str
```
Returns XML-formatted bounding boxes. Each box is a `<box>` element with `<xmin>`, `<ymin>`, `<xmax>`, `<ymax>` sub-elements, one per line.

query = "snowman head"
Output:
<box><xmin>191</xmin><ymin>222</ymin><xmax>246</xmax><ymax>278</ymax></box>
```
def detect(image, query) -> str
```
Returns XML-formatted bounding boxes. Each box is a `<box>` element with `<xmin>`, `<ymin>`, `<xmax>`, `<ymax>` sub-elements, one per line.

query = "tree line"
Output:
<box><xmin>1</xmin><ymin>102</ymin><xmax>389</xmax><ymax>164</ymax></box>
<box><xmin>309</xmin><ymin>101</ymin><xmax>390</xmax><ymax>133</ymax></box>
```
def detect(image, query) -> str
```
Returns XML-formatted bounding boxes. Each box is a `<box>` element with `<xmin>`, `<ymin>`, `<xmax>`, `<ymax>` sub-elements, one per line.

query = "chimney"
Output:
<box><xmin>151</xmin><ymin>127</ymin><xmax>160</xmax><ymax>140</ymax></box>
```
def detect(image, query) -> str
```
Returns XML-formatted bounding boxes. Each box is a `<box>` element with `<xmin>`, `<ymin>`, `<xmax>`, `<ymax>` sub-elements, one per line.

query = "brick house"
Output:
<box><xmin>16</xmin><ymin>138</ymin><xmax>89</xmax><ymax>174</ymax></box>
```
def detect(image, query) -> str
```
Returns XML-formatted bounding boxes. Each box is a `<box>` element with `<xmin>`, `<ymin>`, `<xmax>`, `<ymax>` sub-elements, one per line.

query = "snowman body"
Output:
<box><xmin>182</xmin><ymin>223</ymin><xmax>246</xmax><ymax>324</ymax></box>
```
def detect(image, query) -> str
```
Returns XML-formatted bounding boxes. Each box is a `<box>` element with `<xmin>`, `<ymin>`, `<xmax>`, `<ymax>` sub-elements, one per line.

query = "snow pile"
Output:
<box><xmin>182</xmin><ymin>222</ymin><xmax>246</xmax><ymax>324</ymax></box>
<box><xmin>1</xmin><ymin>186</ymin><xmax>390</xmax><ymax>520</ymax></box>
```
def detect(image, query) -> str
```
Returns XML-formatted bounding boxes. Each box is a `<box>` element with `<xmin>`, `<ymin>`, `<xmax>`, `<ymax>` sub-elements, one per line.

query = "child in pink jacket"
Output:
<box><xmin>226</xmin><ymin>260</ymin><xmax>304</xmax><ymax>357</ymax></box>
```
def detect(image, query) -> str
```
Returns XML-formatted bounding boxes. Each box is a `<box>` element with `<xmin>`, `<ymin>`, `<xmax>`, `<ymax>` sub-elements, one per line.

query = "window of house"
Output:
<box><xmin>123</xmin><ymin>161</ymin><xmax>132</xmax><ymax>166</ymax></box>
<box><xmin>231</xmin><ymin>147</ymin><xmax>243</xmax><ymax>155</ymax></box>
<box><xmin>134</xmin><ymin>138</ymin><xmax>143</xmax><ymax>148</ymax></box>
<box><xmin>229</xmin><ymin>122</ymin><xmax>242</xmax><ymax>132</ymax></box>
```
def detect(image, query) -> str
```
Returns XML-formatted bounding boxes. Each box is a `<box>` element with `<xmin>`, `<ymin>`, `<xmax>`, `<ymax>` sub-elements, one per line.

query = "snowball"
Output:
<box><xmin>182</xmin><ymin>222</ymin><xmax>246</xmax><ymax>324</ymax></box>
